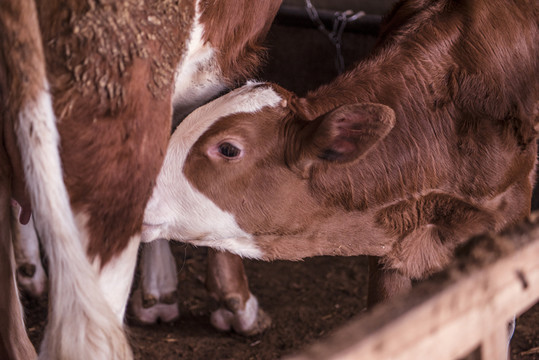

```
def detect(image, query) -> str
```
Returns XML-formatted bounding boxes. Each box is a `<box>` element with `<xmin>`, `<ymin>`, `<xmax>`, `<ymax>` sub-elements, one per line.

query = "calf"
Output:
<box><xmin>1</xmin><ymin>0</ymin><xmax>280</xmax><ymax>358</ymax></box>
<box><xmin>143</xmin><ymin>0</ymin><xmax>539</xmax><ymax>308</ymax></box>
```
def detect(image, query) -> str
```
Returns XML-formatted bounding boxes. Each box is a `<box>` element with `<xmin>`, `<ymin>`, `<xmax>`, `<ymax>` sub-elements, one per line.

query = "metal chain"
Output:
<box><xmin>305</xmin><ymin>0</ymin><xmax>365</xmax><ymax>74</ymax></box>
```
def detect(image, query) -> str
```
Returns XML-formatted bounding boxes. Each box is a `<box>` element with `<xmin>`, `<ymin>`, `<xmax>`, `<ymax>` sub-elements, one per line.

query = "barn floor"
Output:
<box><xmin>22</xmin><ymin>242</ymin><xmax>539</xmax><ymax>359</ymax></box>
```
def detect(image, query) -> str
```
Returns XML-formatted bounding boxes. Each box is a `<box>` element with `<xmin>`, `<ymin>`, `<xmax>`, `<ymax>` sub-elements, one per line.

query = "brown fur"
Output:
<box><xmin>35</xmin><ymin>0</ymin><xmax>196</xmax><ymax>265</ymax></box>
<box><xmin>39</xmin><ymin>0</ymin><xmax>194</xmax><ymax>113</ymax></box>
<box><xmin>206</xmin><ymin>249</ymin><xmax>272</xmax><ymax>335</ymax></box>
<box><xmin>375</xmin><ymin>193</ymin><xmax>497</xmax><ymax>277</ymax></box>
<box><xmin>200</xmin><ymin>0</ymin><xmax>281</xmax><ymax>85</ymax></box>
<box><xmin>206</xmin><ymin>250</ymin><xmax>251</xmax><ymax>307</ymax></box>
<box><xmin>367</xmin><ymin>256</ymin><xmax>411</xmax><ymax>307</ymax></box>
<box><xmin>184</xmin><ymin>0</ymin><xmax>538</xmax><ymax>304</ymax></box>
<box><xmin>60</xmin><ymin>57</ymin><xmax>172</xmax><ymax>264</ymax></box>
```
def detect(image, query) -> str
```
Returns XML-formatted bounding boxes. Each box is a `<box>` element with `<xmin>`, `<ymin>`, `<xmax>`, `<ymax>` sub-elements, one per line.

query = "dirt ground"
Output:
<box><xmin>22</xmin><ymin>243</ymin><xmax>539</xmax><ymax>359</ymax></box>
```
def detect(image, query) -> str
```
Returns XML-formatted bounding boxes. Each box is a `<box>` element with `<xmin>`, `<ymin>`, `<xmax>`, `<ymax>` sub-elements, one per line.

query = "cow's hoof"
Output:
<box><xmin>16</xmin><ymin>262</ymin><xmax>48</xmax><ymax>298</ymax></box>
<box><xmin>129</xmin><ymin>288</ymin><xmax>179</xmax><ymax>324</ymax></box>
<box><xmin>210</xmin><ymin>294</ymin><xmax>271</xmax><ymax>336</ymax></box>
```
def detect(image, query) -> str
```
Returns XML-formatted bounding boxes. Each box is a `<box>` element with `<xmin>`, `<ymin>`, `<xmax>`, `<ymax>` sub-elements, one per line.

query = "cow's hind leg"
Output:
<box><xmin>206</xmin><ymin>249</ymin><xmax>271</xmax><ymax>336</ymax></box>
<box><xmin>0</xmin><ymin>174</ymin><xmax>36</xmax><ymax>359</ymax></box>
<box><xmin>129</xmin><ymin>239</ymin><xmax>179</xmax><ymax>324</ymax></box>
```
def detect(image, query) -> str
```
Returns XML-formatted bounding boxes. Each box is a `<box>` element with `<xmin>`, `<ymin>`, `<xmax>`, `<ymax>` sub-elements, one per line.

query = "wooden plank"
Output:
<box><xmin>286</xmin><ymin>214</ymin><xmax>539</xmax><ymax>360</ymax></box>
<box><xmin>481</xmin><ymin>325</ymin><xmax>509</xmax><ymax>360</ymax></box>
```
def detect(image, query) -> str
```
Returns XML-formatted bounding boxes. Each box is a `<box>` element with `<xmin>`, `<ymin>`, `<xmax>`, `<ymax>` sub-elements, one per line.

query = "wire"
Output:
<box><xmin>304</xmin><ymin>0</ymin><xmax>366</xmax><ymax>74</ymax></box>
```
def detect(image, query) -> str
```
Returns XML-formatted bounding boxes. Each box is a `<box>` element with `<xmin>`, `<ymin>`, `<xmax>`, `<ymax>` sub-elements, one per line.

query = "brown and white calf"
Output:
<box><xmin>143</xmin><ymin>0</ymin><xmax>539</xmax><ymax>308</ymax></box>
<box><xmin>0</xmin><ymin>0</ymin><xmax>280</xmax><ymax>358</ymax></box>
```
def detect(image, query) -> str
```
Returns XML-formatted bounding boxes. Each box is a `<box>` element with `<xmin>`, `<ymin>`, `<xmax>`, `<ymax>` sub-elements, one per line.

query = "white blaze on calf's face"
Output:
<box><xmin>142</xmin><ymin>83</ymin><xmax>282</xmax><ymax>258</ymax></box>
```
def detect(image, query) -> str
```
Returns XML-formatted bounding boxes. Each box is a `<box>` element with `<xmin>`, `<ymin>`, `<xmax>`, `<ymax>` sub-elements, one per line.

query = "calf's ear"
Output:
<box><xmin>306</xmin><ymin>103</ymin><xmax>396</xmax><ymax>164</ymax></box>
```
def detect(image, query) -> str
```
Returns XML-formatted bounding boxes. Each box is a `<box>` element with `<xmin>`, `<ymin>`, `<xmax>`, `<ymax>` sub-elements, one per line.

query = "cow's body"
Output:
<box><xmin>0</xmin><ymin>0</ymin><xmax>280</xmax><ymax>358</ymax></box>
<box><xmin>143</xmin><ymin>0</ymin><xmax>539</xmax><ymax>306</ymax></box>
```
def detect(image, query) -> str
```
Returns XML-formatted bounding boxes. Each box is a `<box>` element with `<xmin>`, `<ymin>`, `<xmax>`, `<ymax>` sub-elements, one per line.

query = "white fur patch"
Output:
<box><xmin>74</xmin><ymin>211</ymin><xmax>92</xmax><ymax>256</ymax></box>
<box><xmin>129</xmin><ymin>239</ymin><xmax>179</xmax><ymax>324</ymax></box>
<box><xmin>140</xmin><ymin>239</ymin><xmax>178</xmax><ymax>297</ymax></box>
<box><xmin>96</xmin><ymin>234</ymin><xmax>141</xmax><ymax>320</ymax></box>
<box><xmin>142</xmin><ymin>83</ymin><xmax>282</xmax><ymax>259</ymax></box>
<box><xmin>171</xmin><ymin>0</ymin><xmax>227</xmax><ymax>122</ymax></box>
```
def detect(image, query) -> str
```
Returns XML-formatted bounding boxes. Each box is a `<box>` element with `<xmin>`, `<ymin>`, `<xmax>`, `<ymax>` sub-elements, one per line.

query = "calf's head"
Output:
<box><xmin>142</xmin><ymin>82</ymin><xmax>395</xmax><ymax>260</ymax></box>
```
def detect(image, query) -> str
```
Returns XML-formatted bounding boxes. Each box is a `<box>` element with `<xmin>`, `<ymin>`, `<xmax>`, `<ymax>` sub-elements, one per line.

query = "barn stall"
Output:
<box><xmin>21</xmin><ymin>1</ymin><xmax>538</xmax><ymax>359</ymax></box>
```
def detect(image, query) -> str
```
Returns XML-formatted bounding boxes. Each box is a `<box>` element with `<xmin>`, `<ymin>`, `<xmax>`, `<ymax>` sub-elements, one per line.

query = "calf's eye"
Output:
<box><xmin>218</xmin><ymin>142</ymin><xmax>241</xmax><ymax>159</ymax></box>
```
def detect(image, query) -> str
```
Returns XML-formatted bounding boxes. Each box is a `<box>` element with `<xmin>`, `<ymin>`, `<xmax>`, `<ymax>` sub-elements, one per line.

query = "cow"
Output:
<box><xmin>0</xmin><ymin>0</ymin><xmax>281</xmax><ymax>358</ymax></box>
<box><xmin>142</xmin><ymin>0</ymin><xmax>539</xmax><ymax>312</ymax></box>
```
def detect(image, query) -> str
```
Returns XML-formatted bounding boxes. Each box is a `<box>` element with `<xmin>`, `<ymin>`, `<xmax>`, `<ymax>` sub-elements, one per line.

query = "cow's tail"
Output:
<box><xmin>2</xmin><ymin>0</ymin><xmax>132</xmax><ymax>359</ymax></box>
